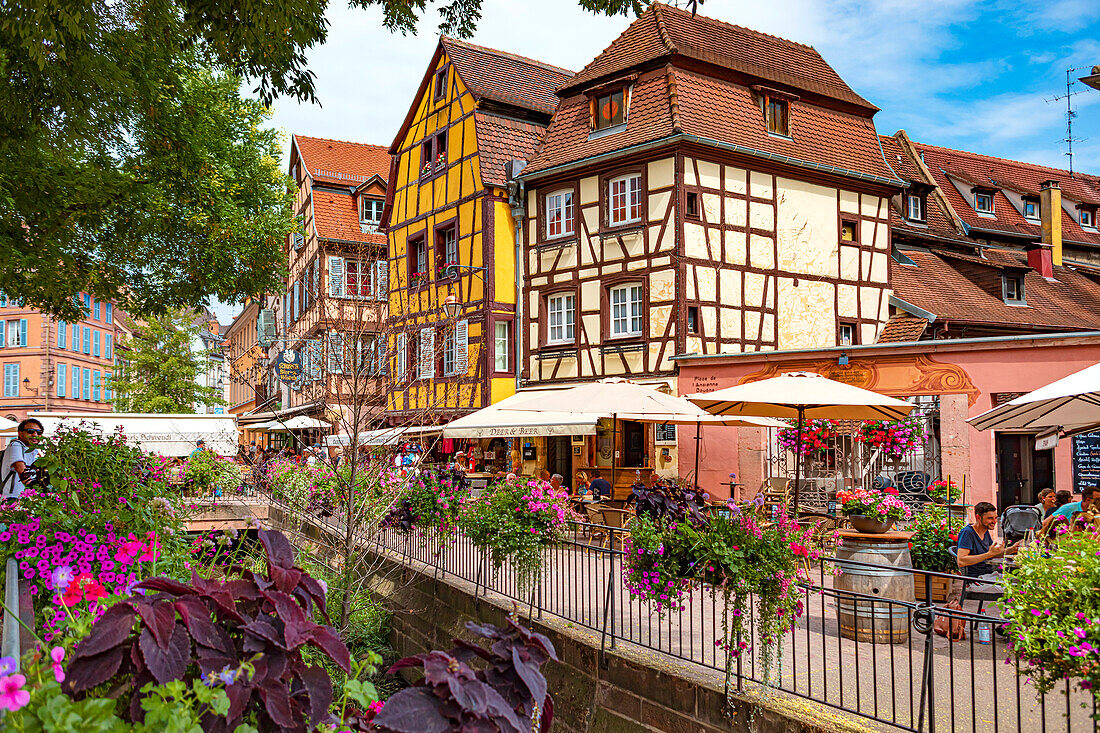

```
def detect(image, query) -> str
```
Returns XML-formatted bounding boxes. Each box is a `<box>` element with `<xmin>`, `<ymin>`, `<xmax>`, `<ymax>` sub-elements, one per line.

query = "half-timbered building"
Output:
<box><xmin>515</xmin><ymin>3</ymin><xmax>904</xmax><ymax>488</ymax></box>
<box><xmin>272</xmin><ymin>135</ymin><xmax>391</xmax><ymax>427</ymax></box>
<box><xmin>382</xmin><ymin>38</ymin><xmax>572</xmax><ymax>426</ymax></box>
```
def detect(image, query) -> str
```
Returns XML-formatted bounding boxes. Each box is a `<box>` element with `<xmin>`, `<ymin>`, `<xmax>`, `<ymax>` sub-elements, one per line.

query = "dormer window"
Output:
<box><xmin>975</xmin><ymin>192</ymin><xmax>994</xmax><ymax>214</ymax></box>
<box><xmin>906</xmin><ymin>194</ymin><xmax>926</xmax><ymax>222</ymax></box>
<box><xmin>1023</xmin><ymin>198</ymin><xmax>1039</xmax><ymax>221</ymax></box>
<box><xmin>766</xmin><ymin>97</ymin><xmax>789</xmax><ymax>136</ymax></box>
<box><xmin>360</xmin><ymin>197</ymin><xmax>383</xmax><ymax>225</ymax></box>
<box><xmin>1003</xmin><ymin>273</ymin><xmax>1025</xmax><ymax>304</ymax></box>
<box><xmin>1081</xmin><ymin>207</ymin><xmax>1097</xmax><ymax>229</ymax></box>
<box><xmin>594</xmin><ymin>89</ymin><xmax>625</xmax><ymax>131</ymax></box>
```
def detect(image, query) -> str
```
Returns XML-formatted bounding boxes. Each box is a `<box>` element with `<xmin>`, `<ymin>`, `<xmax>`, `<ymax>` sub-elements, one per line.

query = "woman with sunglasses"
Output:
<box><xmin>1</xmin><ymin>418</ymin><xmax>43</xmax><ymax>499</ymax></box>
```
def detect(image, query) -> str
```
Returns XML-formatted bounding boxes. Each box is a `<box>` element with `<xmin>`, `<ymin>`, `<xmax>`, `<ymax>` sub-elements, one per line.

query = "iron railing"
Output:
<box><xmin>358</xmin><ymin>520</ymin><xmax>1095</xmax><ymax>733</ymax></box>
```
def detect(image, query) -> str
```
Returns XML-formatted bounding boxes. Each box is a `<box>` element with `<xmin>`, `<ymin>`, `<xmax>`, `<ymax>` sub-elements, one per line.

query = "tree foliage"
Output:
<box><xmin>110</xmin><ymin>309</ymin><xmax>225</xmax><ymax>413</ymax></box>
<box><xmin>0</xmin><ymin>1</ymin><xmax>295</xmax><ymax>322</ymax></box>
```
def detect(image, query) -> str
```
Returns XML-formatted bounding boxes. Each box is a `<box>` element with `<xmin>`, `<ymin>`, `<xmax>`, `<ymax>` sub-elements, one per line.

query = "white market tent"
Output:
<box><xmin>968</xmin><ymin>362</ymin><xmax>1100</xmax><ymax>435</ymax></box>
<box><xmin>24</xmin><ymin>412</ymin><xmax>239</xmax><ymax>457</ymax></box>
<box><xmin>442</xmin><ymin>390</ymin><xmax>603</xmax><ymax>439</ymax></box>
<box><xmin>263</xmin><ymin>415</ymin><xmax>330</xmax><ymax>432</ymax></box>
<box><xmin>325</xmin><ymin>426</ymin><xmax>440</xmax><ymax>447</ymax></box>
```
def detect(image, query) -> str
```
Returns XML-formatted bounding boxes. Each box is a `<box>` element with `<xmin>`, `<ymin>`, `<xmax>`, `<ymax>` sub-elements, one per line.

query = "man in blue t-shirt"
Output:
<box><xmin>588</xmin><ymin>469</ymin><xmax>612</xmax><ymax>500</ymax></box>
<box><xmin>957</xmin><ymin>501</ymin><xmax>1017</xmax><ymax>578</ymax></box>
<box><xmin>1040</xmin><ymin>486</ymin><xmax>1094</xmax><ymax>534</ymax></box>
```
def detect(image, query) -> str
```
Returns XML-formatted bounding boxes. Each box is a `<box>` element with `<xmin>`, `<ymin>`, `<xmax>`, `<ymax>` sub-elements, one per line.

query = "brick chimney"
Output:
<box><xmin>1026</xmin><ymin>242</ymin><xmax>1054</xmax><ymax>278</ymax></box>
<box><xmin>1040</xmin><ymin>179</ymin><xmax>1063</xmax><ymax>266</ymax></box>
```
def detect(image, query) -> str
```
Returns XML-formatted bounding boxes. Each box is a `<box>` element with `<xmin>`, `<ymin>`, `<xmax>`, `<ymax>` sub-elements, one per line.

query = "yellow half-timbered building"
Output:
<box><xmin>382</xmin><ymin>38</ymin><xmax>572</xmax><ymax>424</ymax></box>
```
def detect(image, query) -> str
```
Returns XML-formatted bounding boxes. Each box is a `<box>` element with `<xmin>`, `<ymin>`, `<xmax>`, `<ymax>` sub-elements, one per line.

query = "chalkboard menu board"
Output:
<box><xmin>1072</xmin><ymin>433</ymin><xmax>1100</xmax><ymax>493</ymax></box>
<box><xmin>654</xmin><ymin>423</ymin><xmax>677</xmax><ymax>444</ymax></box>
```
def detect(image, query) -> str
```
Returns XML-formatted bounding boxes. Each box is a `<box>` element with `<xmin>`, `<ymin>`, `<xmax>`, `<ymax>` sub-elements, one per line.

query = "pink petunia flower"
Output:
<box><xmin>0</xmin><ymin>674</ymin><xmax>30</xmax><ymax>711</ymax></box>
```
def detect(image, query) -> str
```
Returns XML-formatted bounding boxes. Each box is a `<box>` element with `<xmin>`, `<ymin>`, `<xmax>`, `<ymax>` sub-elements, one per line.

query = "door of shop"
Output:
<box><xmin>546</xmin><ymin>436</ymin><xmax>572</xmax><ymax>489</ymax></box>
<box><xmin>995</xmin><ymin>433</ymin><xmax>1055</xmax><ymax>508</ymax></box>
<box><xmin>622</xmin><ymin>420</ymin><xmax>646</xmax><ymax>468</ymax></box>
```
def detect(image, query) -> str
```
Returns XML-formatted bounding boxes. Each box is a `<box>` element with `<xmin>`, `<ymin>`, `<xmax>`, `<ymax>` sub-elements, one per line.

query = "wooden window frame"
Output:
<box><xmin>419</xmin><ymin>132</ymin><xmax>448</xmax><ymax>181</ymax></box>
<box><xmin>1080</xmin><ymin>206</ymin><xmax>1097</xmax><ymax>229</ymax></box>
<box><xmin>543</xmin><ymin>186</ymin><xmax>578</xmax><ymax>241</ymax></box>
<box><xmin>407</xmin><ymin>233</ymin><xmax>428</xmax><ymax>288</ymax></box>
<box><xmin>1023</xmin><ymin>197</ymin><xmax>1039</xmax><ymax>221</ymax></box>
<box><xmin>1003</xmin><ymin>273</ymin><xmax>1025</xmax><ymax>304</ymax></box>
<box><xmin>906</xmin><ymin>194</ymin><xmax>926</xmax><ymax>223</ymax></box>
<box><xmin>592</xmin><ymin>88</ymin><xmax>626</xmax><ymax>131</ymax></box>
<box><xmin>599</xmin><ymin>275</ymin><xmax>647</xmax><ymax>344</ymax></box>
<box><xmin>975</xmin><ymin>191</ymin><xmax>995</xmax><ymax>214</ymax></box>
<box><xmin>601</xmin><ymin>167</ymin><xmax>645</xmax><ymax>231</ymax></box>
<box><xmin>606</xmin><ymin>281</ymin><xmax>645</xmax><ymax>340</ymax></box>
<box><xmin>433</xmin><ymin>65</ymin><xmax>449</xmax><ymax>102</ymax></box>
<box><xmin>686</xmin><ymin>305</ymin><xmax>700</xmax><ymax>335</ymax></box>
<box><xmin>838</xmin><ymin>321</ymin><xmax>858</xmax><ymax>347</ymax></box>
<box><xmin>840</xmin><ymin>218</ymin><xmax>859</xmax><ymax>243</ymax></box>
<box><xmin>685</xmin><ymin>191</ymin><xmax>700</xmax><ymax>219</ymax></box>
<box><xmin>491</xmin><ymin>316</ymin><xmax>514</xmax><ymax>376</ymax></box>
<box><xmin>765</xmin><ymin>97</ymin><xmax>790</xmax><ymax>137</ymax></box>
<box><xmin>434</xmin><ymin>218</ymin><xmax>459</xmax><ymax>280</ymax></box>
<box><xmin>542</xmin><ymin>290</ymin><xmax>578</xmax><ymax>347</ymax></box>
<box><xmin>359</xmin><ymin>197</ymin><xmax>384</xmax><ymax>225</ymax></box>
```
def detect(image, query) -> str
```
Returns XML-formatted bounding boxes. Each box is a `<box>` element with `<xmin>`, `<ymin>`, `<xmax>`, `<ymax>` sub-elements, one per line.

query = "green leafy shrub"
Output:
<box><xmin>382</xmin><ymin>468</ymin><xmax>468</xmax><ymax>535</ymax></box>
<box><xmin>459</xmin><ymin>477</ymin><xmax>569</xmax><ymax>592</ymax></box>
<box><xmin>183</xmin><ymin>451</ymin><xmax>244</xmax><ymax>496</ymax></box>
<box><xmin>908</xmin><ymin>505</ymin><xmax>963</xmax><ymax>573</ymax></box>
<box><xmin>1002</xmin><ymin>522</ymin><xmax>1100</xmax><ymax>713</ymax></box>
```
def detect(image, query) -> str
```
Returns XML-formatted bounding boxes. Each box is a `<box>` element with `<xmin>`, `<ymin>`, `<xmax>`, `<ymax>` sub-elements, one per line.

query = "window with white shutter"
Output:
<box><xmin>419</xmin><ymin>327</ymin><xmax>434</xmax><ymax>380</ymax></box>
<box><xmin>377</xmin><ymin>335</ymin><xmax>388</xmax><ymax>375</ymax></box>
<box><xmin>293</xmin><ymin>281</ymin><xmax>300</xmax><ymax>321</ymax></box>
<box><xmin>327</xmin><ymin>333</ymin><xmax>344</xmax><ymax>374</ymax></box>
<box><xmin>396</xmin><ymin>333</ymin><xmax>407</xmax><ymax>380</ymax></box>
<box><xmin>328</xmin><ymin>257</ymin><xmax>345</xmax><ymax>298</ymax></box>
<box><xmin>374</xmin><ymin>260</ymin><xmax>388</xmax><ymax>300</ymax></box>
<box><xmin>311</xmin><ymin>261</ymin><xmax>319</xmax><ymax>301</ymax></box>
<box><xmin>455</xmin><ymin>319</ymin><xmax>468</xmax><ymax>376</ymax></box>
<box><xmin>309</xmin><ymin>343</ymin><xmax>321</xmax><ymax>381</ymax></box>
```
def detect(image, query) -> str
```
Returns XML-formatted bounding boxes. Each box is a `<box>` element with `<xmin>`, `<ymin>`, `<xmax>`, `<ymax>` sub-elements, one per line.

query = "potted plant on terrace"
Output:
<box><xmin>909</xmin><ymin>504</ymin><xmax>964</xmax><ymax>601</ymax></box>
<box><xmin>928</xmin><ymin>477</ymin><xmax>968</xmax><ymax>522</ymax></box>
<box><xmin>837</xmin><ymin>487</ymin><xmax>912</xmax><ymax>534</ymax></box>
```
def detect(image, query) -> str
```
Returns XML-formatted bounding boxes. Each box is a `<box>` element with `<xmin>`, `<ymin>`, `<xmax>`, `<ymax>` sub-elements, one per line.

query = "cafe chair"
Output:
<box><xmin>949</xmin><ymin>546</ymin><xmax>1003</xmax><ymax>615</ymax></box>
<box><xmin>584</xmin><ymin>504</ymin><xmax>607</xmax><ymax>548</ymax></box>
<box><xmin>598</xmin><ymin>507</ymin><xmax>632</xmax><ymax>550</ymax></box>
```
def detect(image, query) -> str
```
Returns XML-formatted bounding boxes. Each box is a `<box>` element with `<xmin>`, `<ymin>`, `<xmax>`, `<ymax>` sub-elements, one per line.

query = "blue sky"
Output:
<box><xmin>214</xmin><ymin>0</ymin><xmax>1100</xmax><ymax>321</ymax></box>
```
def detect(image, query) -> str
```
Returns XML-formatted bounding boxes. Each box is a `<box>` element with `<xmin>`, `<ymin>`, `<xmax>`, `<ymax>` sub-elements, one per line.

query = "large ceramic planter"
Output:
<box><xmin>849</xmin><ymin>514</ymin><xmax>895</xmax><ymax>534</ymax></box>
<box><xmin>912</xmin><ymin>570</ymin><xmax>952</xmax><ymax>602</ymax></box>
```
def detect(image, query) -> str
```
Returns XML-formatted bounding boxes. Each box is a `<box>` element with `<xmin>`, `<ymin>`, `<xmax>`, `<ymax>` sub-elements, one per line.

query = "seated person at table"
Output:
<box><xmin>550</xmin><ymin>473</ymin><xmax>564</xmax><ymax>493</ymax></box>
<box><xmin>1035</xmin><ymin>488</ymin><xmax>1055</xmax><ymax>518</ymax></box>
<box><xmin>575</xmin><ymin>471</ymin><xmax>590</xmax><ymax>495</ymax></box>
<box><xmin>1040</xmin><ymin>486</ymin><xmax>1094</xmax><ymax>534</ymax></box>
<box><xmin>958</xmin><ymin>501</ymin><xmax>1018</xmax><ymax>578</ymax></box>
<box><xmin>588</xmin><ymin>469</ymin><xmax>612</xmax><ymax>500</ymax></box>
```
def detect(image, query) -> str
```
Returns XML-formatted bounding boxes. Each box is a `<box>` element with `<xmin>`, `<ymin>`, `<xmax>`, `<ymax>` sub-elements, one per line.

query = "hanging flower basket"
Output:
<box><xmin>859</xmin><ymin>414</ymin><xmax>926</xmax><ymax>460</ymax></box>
<box><xmin>777</xmin><ymin>419</ymin><xmax>838</xmax><ymax>459</ymax></box>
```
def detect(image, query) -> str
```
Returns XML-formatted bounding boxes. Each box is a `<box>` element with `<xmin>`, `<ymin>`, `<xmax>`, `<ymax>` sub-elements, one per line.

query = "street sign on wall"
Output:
<box><xmin>275</xmin><ymin>349</ymin><xmax>302</xmax><ymax>384</ymax></box>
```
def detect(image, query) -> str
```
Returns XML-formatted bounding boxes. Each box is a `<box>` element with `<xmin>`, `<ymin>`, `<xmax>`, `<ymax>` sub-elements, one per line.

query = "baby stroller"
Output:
<box><xmin>1000</xmin><ymin>505</ymin><xmax>1042</xmax><ymax>544</ymax></box>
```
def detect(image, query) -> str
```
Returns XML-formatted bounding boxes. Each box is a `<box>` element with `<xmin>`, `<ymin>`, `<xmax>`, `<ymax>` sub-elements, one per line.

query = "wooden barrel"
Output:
<box><xmin>835</xmin><ymin>530</ymin><xmax>914</xmax><ymax>644</ymax></box>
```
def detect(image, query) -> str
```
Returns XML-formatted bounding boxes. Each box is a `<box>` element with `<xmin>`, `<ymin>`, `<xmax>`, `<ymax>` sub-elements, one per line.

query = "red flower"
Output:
<box><xmin>884</xmin><ymin>487</ymin><xmax>899</xmax><ymax>496</ymax></box>
<box><xmin>949</xmin><ymin>534</ymin><xmax>958</xmax><ymax>542</ymax></box>
<box><xmin>60</xmin><ymin>573</ymin><xmax>108</xmax><ymax>607</ymax></box>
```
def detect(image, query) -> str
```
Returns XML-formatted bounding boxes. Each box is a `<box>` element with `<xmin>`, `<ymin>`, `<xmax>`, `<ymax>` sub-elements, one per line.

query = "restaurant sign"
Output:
<box><xmin>275</xmin><ymin>349</ymin><xmax>302</xmax><ymax>384</ymax></box>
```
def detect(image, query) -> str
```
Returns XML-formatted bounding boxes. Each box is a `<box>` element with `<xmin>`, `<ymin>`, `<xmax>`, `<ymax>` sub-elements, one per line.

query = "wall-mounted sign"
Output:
<box><xmin>276</xmin><ymin>349</ymin><xmax>302</xmax><ymax>384</ymax></box>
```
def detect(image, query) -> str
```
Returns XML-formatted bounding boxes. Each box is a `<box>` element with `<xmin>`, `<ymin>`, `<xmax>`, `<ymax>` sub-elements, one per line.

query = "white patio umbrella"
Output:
<box><xmin>266</xmin><ymin>415</ymin><xmax>330</xmax><ymax>432</ymax></box>
<box><xmin>968</xmin><ymin>362</ymin><xmax>1100</xmax><ymax>435</ymax></box>
<box><xmin>688</xmin><ymin>372</ymin><xmax>915</xmax><ymax>512</ymax></box>
<box><xmin>497</xmin><ymin>378</ymin><xmax>784</xmax><ymax>486</ymax></box>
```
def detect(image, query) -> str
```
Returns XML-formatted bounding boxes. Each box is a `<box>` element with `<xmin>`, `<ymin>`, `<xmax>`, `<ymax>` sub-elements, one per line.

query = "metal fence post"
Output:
<box><xmin>2</xmin><ymin>557</ymin><xmax>20</xmax><ymax>668</ymax></box>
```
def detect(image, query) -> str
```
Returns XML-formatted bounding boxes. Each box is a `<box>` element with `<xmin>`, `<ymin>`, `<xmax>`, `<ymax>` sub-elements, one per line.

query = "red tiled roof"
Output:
<box><xmin>875</xmin><ymin>316</ymin><xmax>928</xmax><ymax>343</ymax></box>
<box><xmin>914</xmin><ymin>142</ymin><xmax>1100</xmax><ymax>248</ymax></box>
<box><xmin>312</xmin><ymin>190</ymin><xmax>386</xmax><ymax>245</ymax></box>
<box><xmin>891</xmin><ymin>246</ymin><xmax>1100</xmax><ymax>330</ymax></box>
<box><xmin>878</xmin><ymin>135</ymin><xmax>963</xmax><ymax>242</ymax></box>
<box><xmin>560</xmin><ymin>3</ymin><xmax>875</xmax><ymax>111</ymax></box>
<box><xmin>442</xmin><ymin>37</ymin><xmax>573</xmax><ymax>117</ymax></box>
<box><xmin>293</xmin><ymin>135</ymin><xmax>390</xmax><ymax>187</ymax></box>
<box><xmin>525</xmin><ymin>65</ymin><xmax>897</xmax><ymax>182</ymax></box>
<box><xmin>474</xmin><ymin>112</ymin><xmax>549</xmax><ymax>187</ymax></box>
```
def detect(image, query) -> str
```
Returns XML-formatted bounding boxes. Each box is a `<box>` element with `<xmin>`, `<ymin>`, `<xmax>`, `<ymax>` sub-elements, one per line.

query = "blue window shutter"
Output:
<box><xmin>93</xmin><ymin>371</ymin><xmax>101</xmax><ymax>401</ymax></box>
<box><xmin>94</xmin><ymin>300</ymin><xmax>100</xmax><ymax>320</ymax></box>
<box><xmin>106</xmin><ymin>333</ymin><xmax>112</xmax><ymax>360</ymax></box>
<box><xmin>0</xmin><ymin>321</ymin><xmax>5</xmax><ymax>348</ymax></box>
<box><xmin>83</xmin><ymin>369</ymin><xmax>90</xmax><ymax>400</ymax></box>
<box><xmin>105</xmin><ymin>371</ymin><xmax>112</xmax><ymax>401</ymax></box>
<box><xmin>58</xmin><ymin>322</ymin><xmax>66</xmax><ymax>349</ymax></box>
<box><xmin>19</xmin><ymin>319</ymin><xmax>26</xmax><ymax>347</ymax></box>
<box><xmin>83</xmin><ymin>327</ymin><xmax>90</xmax><ymax>354</ymax></box>
<box><xmin>71</xmin><ymin>323</ymin><xmax>78</xmax><ymax>347</ymax></box>
<box><xmin>106</xmin><ymin>303</ymin><xmax>113</xmax><ymax>323</ymax></box>
<box><xmin>0</xmin><ymin>293</ymin><xmax>6</xmax><ymax>307</ymax></box>
<box><xmin>72</xmin><ymin>365</ymin><xmax>79</xmax><ymax>398</ymax></box>
<box><xmin>83</xmin><ymin>294</ymin><xmax>90</xmax><ymax>313</ymax></box>
<box><xmin>93</xmin><ymin>331</ymin><xmax>100</xmax><ymax>357</ymax></box>
<box><xmin>57</xmin><ymin>364</ymin><xmax>66</xmax><ymax>397</ymax></box>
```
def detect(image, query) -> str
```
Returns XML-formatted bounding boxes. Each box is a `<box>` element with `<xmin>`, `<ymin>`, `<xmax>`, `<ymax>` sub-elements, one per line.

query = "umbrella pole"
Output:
<box><xmin>793</xmin><ymin>407</ymin><xmax>805</xmax><ymax>516</ymax></box>
<box><xmin>694</xmin><ymin>420</ymin><xmax>702</xmax><ymax>492</ymax></box>
<box><xmin>612</xmin><ymin>413</ymin><xmax>618</xmax><ymax>490</ymax></box>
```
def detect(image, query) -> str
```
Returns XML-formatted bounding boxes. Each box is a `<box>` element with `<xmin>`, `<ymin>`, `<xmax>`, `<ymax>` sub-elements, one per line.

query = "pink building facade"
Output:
<box><xmin>675</xmin><ymin>331</ymin><xmax>1100</xmax><ymax>510</ymax></box>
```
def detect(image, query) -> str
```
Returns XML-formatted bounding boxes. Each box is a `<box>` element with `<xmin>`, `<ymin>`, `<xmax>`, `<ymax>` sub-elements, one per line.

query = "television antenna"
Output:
<box><xmin>1046</xmin><ymin>66</ymin><xmax>1093</xmax><ymax>176</ymax></box>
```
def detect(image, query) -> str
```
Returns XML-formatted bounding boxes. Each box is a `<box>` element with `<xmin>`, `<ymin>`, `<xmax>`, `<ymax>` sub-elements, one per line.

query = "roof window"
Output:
<box><xmin>906</xmin><ymin>194</ymin><xmax>926</xmax><ymax>223</ymax></box>
<box><xmin>1080</xmin><ymin>205</ymin><xmax>1097</xmax><ymax>230</ymax></box>
<box><xmin>766</xmin><ymin>97</ymin><xmax>789</xmax><ymax>137</ymax></box>
<box><xmin>975</xmin><ymin>192</ymin><xmax>994</xmax><ymax>214</ymax></box>
<box><xmin>1023</xmin><ymin>197</ymin><xmax>1039</xmax><ymax>221</ymax></box>
<box><xmin>593</xmin><ymin>89</ymin><xmax>625</xmax><ymax>131</ymax></box>
<box><xmin>1002</xmin><ymin>273</ymin><xmax>1025</xmax><ymax>305</ymax></box>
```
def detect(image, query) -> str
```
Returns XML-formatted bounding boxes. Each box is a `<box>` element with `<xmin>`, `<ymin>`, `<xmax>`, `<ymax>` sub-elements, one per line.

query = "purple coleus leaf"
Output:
<box><xmin>65</xmin><ymin>646</ymin><xmax>126</xmax><ymax>693</ymax></box>
<box><xmin>259</xmin><ymin>528</ymin><xmax>296</xmax><ymax>569</ymax></box>
<box><xmin>307</xmin><ymin>625</ymin><xmax>351</xmax><ymax>673</ymax></box>
<box><xmin>512</xmin><ymin>645</ymin><xmax>547</xmax><ymax>707</ymax></box>
<box><xmin>257</xmin><ymin>678</ymin><xmax>296</xmax><ymax>729</ymax></box>
<box><xmin>297</xmin><ymin>663</ymin><xmax>333</xmax><ymax>727</ymax></box>
<box><xmin>374</xmin><ymin>687</ymin><xmax>451</xmax><ymax>733</ymax></box>
<box><xmin>175</xmin><ymin>597</ymin><xmax>233</xmax><ymax>654</ymax></box>
<box><xmin>72</xmin><ymin>603</ymin><xmax>136</xmax><ymax>659</ymax></box>
<box><xmin>138</xmin><ymin>623</ymin><xmax>190</xmax><ymax>684</ymax></box>
<box><xmin>135</xmin><ymin>601</ymin><xmax>178</xmax><ymax>650</ymax></box>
